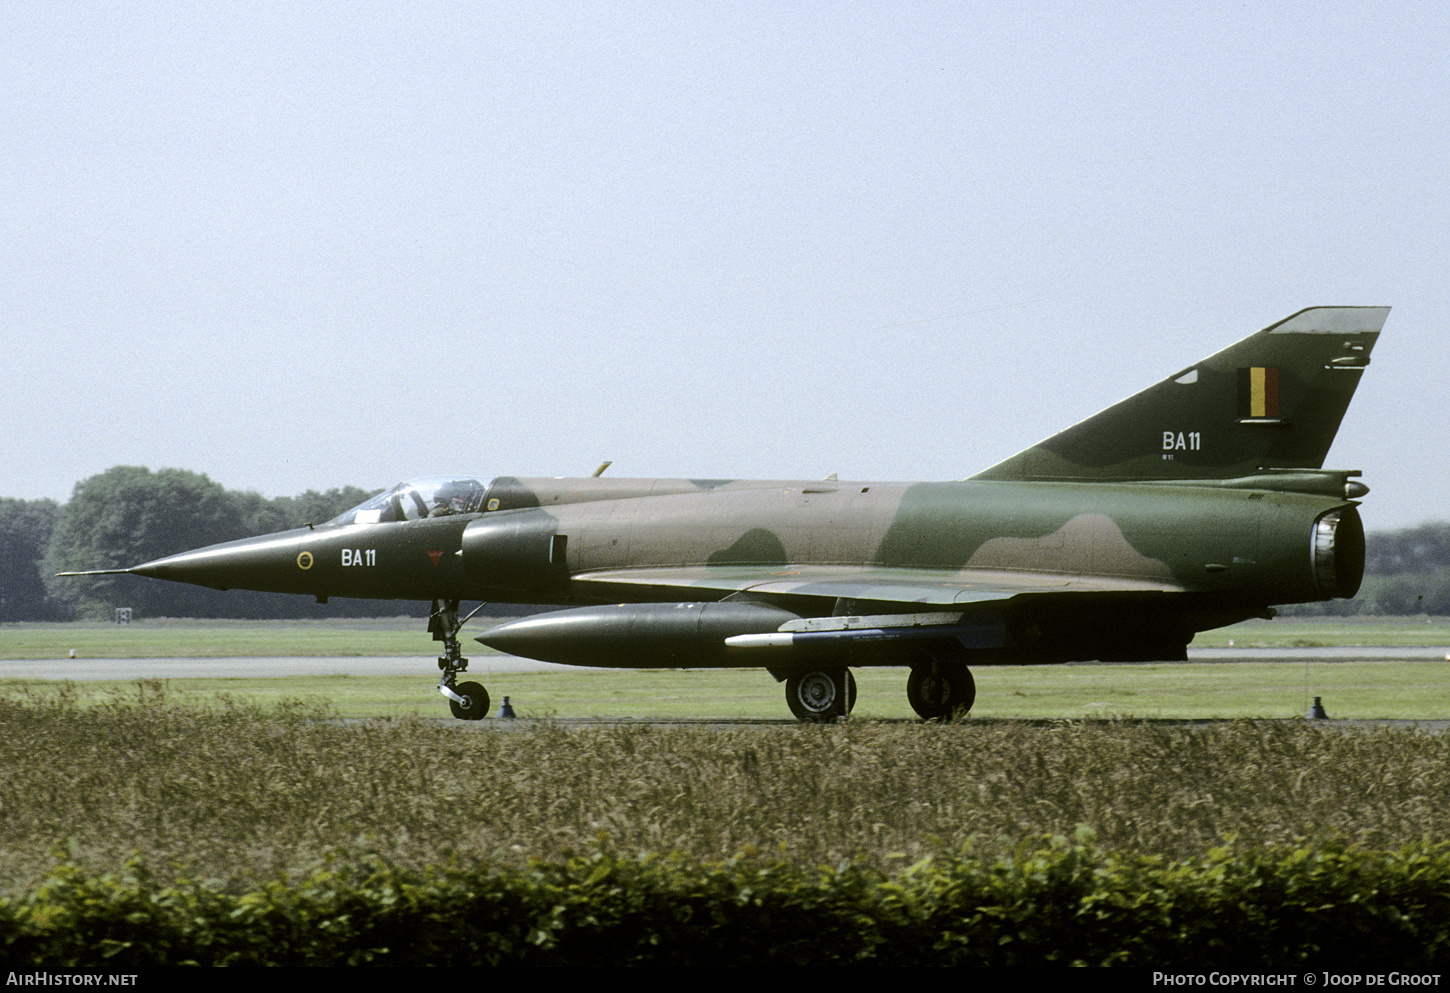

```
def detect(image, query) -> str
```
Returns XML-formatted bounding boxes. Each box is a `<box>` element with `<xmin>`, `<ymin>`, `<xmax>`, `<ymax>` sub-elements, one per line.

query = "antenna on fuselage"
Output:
<box><xmin>591</xmin><ymin>461</ymin><xmax>613</xmax><ymax>477</ymax></box>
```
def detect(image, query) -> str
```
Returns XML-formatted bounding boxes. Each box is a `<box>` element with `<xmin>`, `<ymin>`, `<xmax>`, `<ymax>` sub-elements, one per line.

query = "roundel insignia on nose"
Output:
<box><xmin>297</xmin><ymin>551</ymin><xmax>314</xmax><ymax>570</ymax></box>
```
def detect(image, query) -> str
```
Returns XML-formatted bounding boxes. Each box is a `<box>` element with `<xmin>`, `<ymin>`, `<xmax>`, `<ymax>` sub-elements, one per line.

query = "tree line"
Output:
<box><xmin>2</xmin><ymin>465</ymin><xmax>1448</xmax><ymax>621</ymax></box>
<box><xmin>2</xmin><ymin>466</ymin><xmax>398</xmax><ymax>621</ymax></box>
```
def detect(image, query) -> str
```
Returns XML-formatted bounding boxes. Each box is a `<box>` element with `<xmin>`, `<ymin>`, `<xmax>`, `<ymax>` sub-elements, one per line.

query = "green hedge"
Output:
<box><xmin>5</xmin><ymin>837</ymin><xmax>1449</xmax><ymax>966</ymax></box>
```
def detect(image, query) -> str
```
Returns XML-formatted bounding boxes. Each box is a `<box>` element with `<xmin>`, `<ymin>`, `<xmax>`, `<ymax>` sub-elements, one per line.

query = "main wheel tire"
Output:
<box><xmin>450</xmin><ymin>680</ymin><xmax>490</xmax><ymax>720</ymax></box>
<box><xmin>786</xmin><ymin>668</ymin><xmax>851</xmax><ymax>722</ymax></box>
<box><xmin>906</xmin><ymin>658</ymin><xmax>975</xmax><ymax>720</ymax></box>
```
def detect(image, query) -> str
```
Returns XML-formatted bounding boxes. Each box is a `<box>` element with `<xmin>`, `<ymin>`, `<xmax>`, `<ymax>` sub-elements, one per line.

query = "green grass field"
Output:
<box><xmin>2</xmin><ymin>688</ymin><xmax>1448</xmax><ymax>895</ymax></box>
<box><xmin>2</xmin><ymin>616</ymin><xmax>1447</xmax><ymax>719</ymax></box>
<box><xmin>5</xmin><ymin>615</ymin><xmax>1449</xmax><ymax>659</ymax></box>
<box><xmin>2</xmin><ymin>659</ymin><xmax>1447</xmax><ymax>721</ymax></box>
<box><xmin>4</xmin><ymin>617</ymin><xmax>1446</xmax><ymax>954</ymax></box>
<box><xmin>1192</xmin><ymin>615</ymin><xmax>1450</xmax><ymax>647</ymax></box>
<box><xmin>0</xmin><ymin>616</ymin><xmax>439</xmax><ymax>659</ymax></box>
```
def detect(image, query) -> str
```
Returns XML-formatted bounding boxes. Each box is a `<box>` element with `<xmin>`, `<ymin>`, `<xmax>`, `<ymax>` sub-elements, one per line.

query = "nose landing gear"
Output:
<box><xmin>433</xmin><ymin>599</ymin><xmax>491</xmax><ymax>720</ymax></box>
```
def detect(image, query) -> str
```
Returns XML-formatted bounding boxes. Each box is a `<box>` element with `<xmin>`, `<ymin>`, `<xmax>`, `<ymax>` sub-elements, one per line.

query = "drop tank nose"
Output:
<box><xmin>476</xmin><ymin>601</ymin><xmax>800</xmax><ymax>668</ymax></box>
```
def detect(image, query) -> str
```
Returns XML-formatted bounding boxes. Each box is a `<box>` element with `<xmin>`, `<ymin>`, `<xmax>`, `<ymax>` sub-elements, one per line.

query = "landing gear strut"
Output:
<box><xmin>433</xmin><ymin>599</ymin><xmax>490</xmax><ymax>720</ymax></box>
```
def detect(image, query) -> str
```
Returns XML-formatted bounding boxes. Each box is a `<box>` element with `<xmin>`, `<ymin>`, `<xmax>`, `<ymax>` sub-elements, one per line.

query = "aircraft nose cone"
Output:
<box><xmin>128</xmin><ymin>547</ymin><xmax>235</xmax><ymax>589</ymax></box>
<box><xmin>129</xmin><ymin>531</ymin><xmax>305</xmax><ymax>592</ymax></box>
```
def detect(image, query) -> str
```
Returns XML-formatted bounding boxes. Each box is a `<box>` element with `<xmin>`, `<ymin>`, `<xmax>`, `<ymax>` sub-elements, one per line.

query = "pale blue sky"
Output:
<box><xmin>4</xmin><ymin>2</ymin><xmax>1446</xmax><ymax>529</ymax></box>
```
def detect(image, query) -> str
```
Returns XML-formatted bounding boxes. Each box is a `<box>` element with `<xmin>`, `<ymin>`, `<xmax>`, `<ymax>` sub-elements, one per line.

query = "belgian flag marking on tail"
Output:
<box><xmin>1238</xmin><ymin>366</ymin><xmax>1279</xmax><ymax>419</ymax></box>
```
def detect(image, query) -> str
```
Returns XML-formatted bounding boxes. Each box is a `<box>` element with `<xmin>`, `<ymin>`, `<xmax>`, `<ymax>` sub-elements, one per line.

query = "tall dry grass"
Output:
<box><xmin>1</xmin><ymin>682</ymin><xmax>1446</xmax><ymax>892</ymax></box>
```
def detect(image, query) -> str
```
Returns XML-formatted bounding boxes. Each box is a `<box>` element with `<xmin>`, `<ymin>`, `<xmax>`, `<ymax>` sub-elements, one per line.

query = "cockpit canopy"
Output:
<box><xmin>328</xmin><ymin>477</ymin><xmax>489</xmax><ymax>525</ymax></box>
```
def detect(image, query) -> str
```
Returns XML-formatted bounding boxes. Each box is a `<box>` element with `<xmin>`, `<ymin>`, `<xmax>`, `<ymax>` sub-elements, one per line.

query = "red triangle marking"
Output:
<box><xmin>427</xmin><ymin>551</ymin><xmax>444</xmax><ymax>567</ymax></box>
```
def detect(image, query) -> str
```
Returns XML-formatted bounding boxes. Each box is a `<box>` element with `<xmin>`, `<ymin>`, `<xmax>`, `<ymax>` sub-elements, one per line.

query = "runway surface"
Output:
<box><xmin>3</xmin><ymin>645</ymin><xmax>1448</xmax><ymax>682</ymax></box>
<box><xmin>0</xmin><ymin>654</ymin><xmax>577</xmax><ymax>681</ymax></box>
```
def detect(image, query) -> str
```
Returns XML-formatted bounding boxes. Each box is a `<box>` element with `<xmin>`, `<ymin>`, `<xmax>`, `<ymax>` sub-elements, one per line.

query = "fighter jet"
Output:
<box><xmin>62</xmin><ymin>306</ymin><xmax>1387</xmax><ymax>721</ymax></box>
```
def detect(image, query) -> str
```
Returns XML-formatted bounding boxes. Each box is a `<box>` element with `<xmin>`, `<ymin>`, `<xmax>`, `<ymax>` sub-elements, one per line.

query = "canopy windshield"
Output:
<box><xmin>328</xmin><ymin>477</ymin><xmax>490</xmax><ymax>525</ymax></box>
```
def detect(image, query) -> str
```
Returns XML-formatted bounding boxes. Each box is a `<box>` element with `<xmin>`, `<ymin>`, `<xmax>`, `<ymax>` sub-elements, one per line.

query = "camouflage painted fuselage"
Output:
<box><xmin>131</xmin><ymin>471</ymin><xmax>1361</xmax><ymax>666</ymax></box>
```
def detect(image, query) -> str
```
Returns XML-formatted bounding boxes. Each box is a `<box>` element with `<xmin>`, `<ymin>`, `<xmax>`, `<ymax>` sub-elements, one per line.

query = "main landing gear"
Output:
<box><xmin>783</xmin><ymin>667</ymin><xmax>858</xmax><ymax>722</ymax></box>
<box><xmin>433</xmin><ymin>599</ymin><xmax>490</xmax><ymax>720</ymax></box>
<box><xmin>780</xmin><ymin>656</ymin><xmax>975</xmax><ymax>723</ymax></box>
<box><xmin>906</xmin><ymin>653</ymin><xmax>976</xmax><ymax>720</ymax></box>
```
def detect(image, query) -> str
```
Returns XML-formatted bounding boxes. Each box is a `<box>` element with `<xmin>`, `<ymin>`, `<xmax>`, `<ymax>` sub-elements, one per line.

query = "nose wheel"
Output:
<box><xmin>448</xmin><ymin>680</ymin><xmax>490</xmax><ymax>720</ymax></box>
<box><xmin>432</xmin><ymin>599</ymin><xmax>491</xmax><ymax>720</ymax></box>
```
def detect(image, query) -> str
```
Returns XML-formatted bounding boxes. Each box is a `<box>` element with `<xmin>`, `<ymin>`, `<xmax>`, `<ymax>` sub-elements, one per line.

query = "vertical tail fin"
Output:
<box><xmin>971</xmin><ymin>306</ymin><xmax>1389</xmax><ymax>482</ymax></box>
